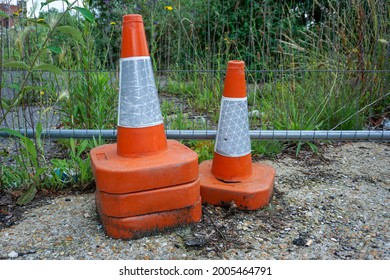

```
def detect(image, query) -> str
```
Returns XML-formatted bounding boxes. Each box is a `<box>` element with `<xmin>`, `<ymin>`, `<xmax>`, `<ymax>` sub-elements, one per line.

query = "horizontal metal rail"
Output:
<box><xmin>0</xmin><ymin>129</ymin><xmax>389</xmax><ymax>141</ymax></box>
<box><xmin>3</xmin><ymin>69</ymin><xmax>390</xmax><ymax>73</ymax></box>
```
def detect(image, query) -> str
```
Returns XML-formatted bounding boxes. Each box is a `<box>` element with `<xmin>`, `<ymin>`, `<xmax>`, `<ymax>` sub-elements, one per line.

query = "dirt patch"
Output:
<box><xmin>0</xmin><ymin>141</ymin><xmax>389</xmax><ymax>260</ymax></box>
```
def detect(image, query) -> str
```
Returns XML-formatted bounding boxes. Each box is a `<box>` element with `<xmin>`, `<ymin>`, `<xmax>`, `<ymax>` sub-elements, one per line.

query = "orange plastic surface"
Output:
<box><xmin>199</xmin><ymin>160</ymin><xmax>275</xmax><ymax>210</ymax></box>
<box><xmin>91</xmin><ymin>140</ymin><xmax>198</xmax><ymax>194</ymax></box>
<box><xmin>222</xmin><ymin>60</ymin><xmax>246</xmax><ymax>98</ymax></box>
<box><xmin>121</xmin><ymin>14</ymin><xmax>149</xmax><ymax>58</ymax></box>
<box><xmin>117</xmin><ymin>124</ymin><xmax>167</xmax><ymax>157</ymax></box>
<box><xmin>96</xmin><ymin>197</ymin><xmax>202</xmax><ymax>239</ymax></box>
<box><xmin>96</xmin><ymin>179</ymin><xmax>200</xmax><ymax>217</ymax></box>
<box><xmin>211</xmin><ymin>153</ymin><xmax>253</xmax><ymax>182</ymax></box>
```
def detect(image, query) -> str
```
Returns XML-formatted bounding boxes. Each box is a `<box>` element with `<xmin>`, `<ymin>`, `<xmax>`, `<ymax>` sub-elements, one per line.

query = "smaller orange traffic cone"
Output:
<box><xmin>199</xmin><ymin>60</ymin><xmax>275</xmax><ymax>210</ymax></box>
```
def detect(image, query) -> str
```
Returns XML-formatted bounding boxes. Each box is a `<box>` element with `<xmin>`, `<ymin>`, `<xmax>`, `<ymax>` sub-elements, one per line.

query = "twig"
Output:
<box><xmin>203</xmin><ymin>208</ymin><xmax>227</xmax><ymax>241</ymax></box>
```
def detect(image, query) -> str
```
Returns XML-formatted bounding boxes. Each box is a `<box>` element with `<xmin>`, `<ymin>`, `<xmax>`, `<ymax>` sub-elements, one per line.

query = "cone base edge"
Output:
<box><xmin>199</xmin><ymin>160</ymin><xmax>275</xmax><ymax>210</ymax></box>
<box><xmin>96</xmin><ymin>198</ymin><xmax>202</xmax><ymax>240</ymax></box>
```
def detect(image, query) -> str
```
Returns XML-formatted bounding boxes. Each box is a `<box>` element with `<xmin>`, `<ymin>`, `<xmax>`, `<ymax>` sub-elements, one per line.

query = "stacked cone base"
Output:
<box><xmin>96</xmin><ymin>179</ymin><xmax>200</xmax><ymax>217</ymax></box>
<box><xmin>91</xmin><ymin>140</ymin><xmax>198</xmax><ymax>194</ymax></box>
<box><xmin>92</xmin><ymin>14</ymin><xmax>203</xmax><ymax>240</ymax></box>
<box><xmin>96</xmin><ymin>195</ymin><xmax>202</xmax><ymax>239</ymax></box>
<box><xmin>199</xmin><ymin>160</ymin><xmax>275</xmax><ymax>210</ymax></box>
<box><xmin>91</xmin><ymin>139</ymin><xmax>201</xmax><ymax>239</ymax></box>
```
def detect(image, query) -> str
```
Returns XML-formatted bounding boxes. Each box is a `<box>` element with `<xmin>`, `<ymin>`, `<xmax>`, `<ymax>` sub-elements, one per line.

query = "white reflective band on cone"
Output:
<box><xmin>118</xmin><ymin>56</ymin><xmax>163</xmax><ymax>128</ymax></box>
<box><xmin>214</xmin><ymin>96</ymin><xmax>251</xmax><ymax>157</ymax></box>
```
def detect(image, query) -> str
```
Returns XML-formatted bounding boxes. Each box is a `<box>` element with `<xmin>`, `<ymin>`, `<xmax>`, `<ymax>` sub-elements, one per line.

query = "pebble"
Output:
<box><xmin>279</xmin><ymin>244</ymin><xmax>288</xmax><ymax>249</ymax></box>
<box><xmin>306</xmin><ymin>240</ymin><xmax>313</xmax><ymax>247</ymax></box>
<box><xmin>8</xmin><ymin>251</ymin><xmax>18</xmax><ymax>258</ymax></box>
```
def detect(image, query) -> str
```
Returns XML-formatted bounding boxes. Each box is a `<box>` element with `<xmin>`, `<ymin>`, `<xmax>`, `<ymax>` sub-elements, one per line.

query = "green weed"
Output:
<box><xmin>251</xmin><ymin>141</ymin><xmax>284</xmax><ymax>158</ymax></box>
<box><xmin>59</xmin><ymin>71</ymin><xmax>118</xmax><ymax>129</ymax></box>
<box><xmin>0</xmin><ymin>123</ymin><xmax>46</xmax><ymax>204</ymax></box>
<box><xmin>50</xmin><ymin>138</ymin><xmax>92</xmax><ymax>189</ymax></box>
<box><xmin>184</xmin><ymin>140</ymin><xmax>214</xmax><ymax>163</ymax></box>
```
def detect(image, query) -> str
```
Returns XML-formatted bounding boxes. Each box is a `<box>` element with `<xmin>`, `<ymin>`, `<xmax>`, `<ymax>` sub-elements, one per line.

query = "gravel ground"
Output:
<box><xmin>0</xmin><ymin>141</ymin><xmax>389</xmax><ymax>260</ymax></box>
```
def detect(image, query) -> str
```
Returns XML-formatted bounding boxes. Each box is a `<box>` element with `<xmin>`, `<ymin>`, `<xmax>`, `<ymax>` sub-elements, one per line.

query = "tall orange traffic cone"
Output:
<box><xmin>199</xmin><ymin>60</ymin><xmax>275</xmax><ymax>210</ymax></box>
<box><xmin>91</xmin><ymin>14</ymin><xmax>201</xmax><ymax>239</ymax></box>
<box><xmin>117</xmin><ymin>14</ymin><xmax>166</xmax><ymax>157</ymax></box>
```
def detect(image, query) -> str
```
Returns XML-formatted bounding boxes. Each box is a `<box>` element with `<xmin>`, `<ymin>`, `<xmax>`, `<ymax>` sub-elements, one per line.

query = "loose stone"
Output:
<box><xmin>8</xmin><ymin>251</ymin><xmax>18</xmax><ymax>258</ymax></box>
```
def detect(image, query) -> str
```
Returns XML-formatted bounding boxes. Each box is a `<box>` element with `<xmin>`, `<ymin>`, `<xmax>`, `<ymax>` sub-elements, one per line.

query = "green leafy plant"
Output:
<box><xmin>0</xmin><ymin>0</ymin><xmax>98</xmax><ymax>200</ymax></box>
<box><xmin>59</xmin><ymin>71</ymin><xmax>118</xmax><ymax>129</ymax></box>
<box><xmin>0</xmin><ymin>0</ymin><xmax>91</xmax><ymax>124</ymax></box>
<box><xmin>0</xmin><ymin>123</ymin><xmax>46</xmax><ymax>205</ymax></box>
<box><xmin>185</xmin><ymin>140</ymin><xmax>215</xmax><ymax>163</ymax></box>
<box><xmin>50</xmin><ymin>138</ymin><xmax>92</xmax><ymax>189</ymax></box>
<box><xmin>251</xmin><ymin>141</ymin><xmax>284</xmax><ymax>158</ymax></box>
<box><xmin>295</xmin><ymin>141</ymin><xmax>319</xmax><ymax>157</ymax></box>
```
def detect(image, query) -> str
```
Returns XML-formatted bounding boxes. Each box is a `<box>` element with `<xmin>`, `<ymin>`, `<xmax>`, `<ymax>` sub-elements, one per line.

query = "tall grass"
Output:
<box><xmin>0</xmin><ymin>1</ymin><xmax>102</xmax><ymax>196</ymax></box>
<box><xmin>0</xmin><ymin>0</ymin><xmax>389</xmax><ymax>195</ymax></box>
<box><xmin>149</xmin><ymin>0</ymin><xmax>389</xmax><ymax>132</ymax></box>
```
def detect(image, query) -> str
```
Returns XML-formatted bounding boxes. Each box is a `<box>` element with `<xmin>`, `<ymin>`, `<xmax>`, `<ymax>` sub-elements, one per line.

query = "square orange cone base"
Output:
<box><xmin>199</xmin><ymin>160</ymin><xmax>275</xmax><ymax>210</ymax></box>
<box><xmin>91</xmin><ymin>140</ymin><xmax>198</xmax><ymax>194</ymax></box>
<box><xmin>96</xmin><ymin>196</ymin><xmax>202</xmax><ymax>239</ymax></box>
<box><xmin>96</xmin><ymin>179</ymin><xmax>200</xmax><ymax>217</ymax></box>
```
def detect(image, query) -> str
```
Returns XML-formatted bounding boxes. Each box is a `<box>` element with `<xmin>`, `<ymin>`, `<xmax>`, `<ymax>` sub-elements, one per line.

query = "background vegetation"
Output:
<box><xmin>0</xmin><ymin>0</ymin><xmax>389</xmax><ymax>199</ymax></box>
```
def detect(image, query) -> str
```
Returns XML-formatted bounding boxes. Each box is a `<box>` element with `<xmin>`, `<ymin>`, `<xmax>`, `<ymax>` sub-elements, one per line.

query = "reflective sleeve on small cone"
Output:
<box><xmin>214</xmin><ymin>96</ymin><xmax>251</xmax><ymax>157</ymax></box>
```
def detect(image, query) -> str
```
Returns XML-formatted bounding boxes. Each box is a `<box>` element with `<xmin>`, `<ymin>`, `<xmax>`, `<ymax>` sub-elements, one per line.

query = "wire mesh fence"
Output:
<box><xmin>1</xmin><ymin>68</ymin><xmax>389</xmax><ymax>141</ymax></box>
<box><xmin>1</xmin><ymin>0</ymin><xmax>389</xmax><ymax>142</ymax></box>
<box><xmin>1</xmin><ymin>0</ymin><xmax>389</xmax><ymax>192</ymax></box>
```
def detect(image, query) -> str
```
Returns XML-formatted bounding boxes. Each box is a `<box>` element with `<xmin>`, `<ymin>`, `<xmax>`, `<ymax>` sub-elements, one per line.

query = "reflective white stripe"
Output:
<box><xmin>120</xmin><ymin>56</ymin><xmax>151</xmax><ymax>61</ymax></box>
<box><xmin>219</xmin><ymin>96</ymin><xmax>247</xmax><ymax>101</ymax></box>
<box><xmin>117</xmin><ymin>56</ymin><xmax>163</xmax><ymax>128</ymax></box>
<box><xmin>214</xmin><ymin>96</ymin><xmax>251</xmax><ymax>157</ymax></box>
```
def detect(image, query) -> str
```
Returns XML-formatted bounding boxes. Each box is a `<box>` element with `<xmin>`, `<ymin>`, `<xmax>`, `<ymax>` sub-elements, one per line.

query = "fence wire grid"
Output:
<box><xmin>0</xmin><ymin>0</ymin><xmax>389</xmax><ymax>142</ymax></box>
